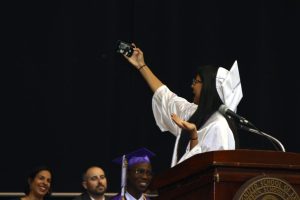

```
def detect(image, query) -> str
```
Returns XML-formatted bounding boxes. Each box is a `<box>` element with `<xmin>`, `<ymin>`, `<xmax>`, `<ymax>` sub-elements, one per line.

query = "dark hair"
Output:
<box><xmin>189</xmin><ymin>65</ymin><xmax>238</xmax><ymax>147</ymax></box>
<box><xmin>24</xmin><ymin>166</ymin><xmax>53</xmax><ymax>196</ymax></box>
<box><xmin>189</xmin><ymin>65</ymin><xmax>221</xmax><ymax>125</ymax></box>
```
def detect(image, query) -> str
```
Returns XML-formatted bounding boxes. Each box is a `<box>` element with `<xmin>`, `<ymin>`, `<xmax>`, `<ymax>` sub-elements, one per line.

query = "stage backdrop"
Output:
<box><xmin>2</xmin><ymin>0</ymin><xmax>300</xmax><ymax>194</ymax></box>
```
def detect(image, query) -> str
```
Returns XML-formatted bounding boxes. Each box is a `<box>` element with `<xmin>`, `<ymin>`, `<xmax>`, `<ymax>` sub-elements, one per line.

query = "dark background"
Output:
<box><xmin>2</xmin><ymin>0</ymin><xmax>300</xmax><ymax>194</ymax></box>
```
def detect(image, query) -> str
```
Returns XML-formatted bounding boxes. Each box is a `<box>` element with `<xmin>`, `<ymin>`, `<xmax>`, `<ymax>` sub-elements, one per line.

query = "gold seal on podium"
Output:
<box><xmin>233</xmin><ymin>175</ymin><xmax>300</xmax><ymax>200</ymax></box>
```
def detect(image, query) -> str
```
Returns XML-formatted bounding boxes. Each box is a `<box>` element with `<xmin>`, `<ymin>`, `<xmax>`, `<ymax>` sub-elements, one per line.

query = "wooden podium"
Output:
<box><xmin>150</xmin><ymin>150</ymin><xmax>300</xmax><ymax>200</ymax></box>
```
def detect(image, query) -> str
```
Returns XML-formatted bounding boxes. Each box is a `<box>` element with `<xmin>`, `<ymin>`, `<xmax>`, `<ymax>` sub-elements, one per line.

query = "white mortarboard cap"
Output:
<box><xmin>216</xmin><ymin>60</ymin><xmax>243</xmax><ymax>112</ymax></box>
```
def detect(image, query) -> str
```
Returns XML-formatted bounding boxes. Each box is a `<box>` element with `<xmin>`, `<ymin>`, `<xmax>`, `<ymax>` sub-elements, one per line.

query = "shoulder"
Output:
<box><xmin>200</xmin><ymin>112</ymin><xmax>233</xmax><ymax>139</ymax></box>
<box><xmin>105</xmin><ymin>196</ymin><xmax>113</xmax><ymax>200</ymax></box>
<box><xmin>109</xmin><ymin>194</ymin><xmax>121</xmax><ymax>200</ymax></box>
<box><xmin>203</xmin><ymin>112</ymin><xmax>229</xmax><ymax>129</ymax></box>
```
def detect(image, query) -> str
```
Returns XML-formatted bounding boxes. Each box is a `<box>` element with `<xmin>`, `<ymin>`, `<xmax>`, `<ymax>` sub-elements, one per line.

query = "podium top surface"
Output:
<box><xmin>151</xmin><ymin>149</ymin><xmax>300</xmax><ymax>189</ymax></box>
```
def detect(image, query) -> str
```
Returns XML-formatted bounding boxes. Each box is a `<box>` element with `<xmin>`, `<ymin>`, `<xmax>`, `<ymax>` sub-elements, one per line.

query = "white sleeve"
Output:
<box><xmin>152</xmin><ymin>85</ymin><xmax>197</xmax><ymax>136</ymax></box>
<box><xmin>177</xmin><ymin>143</ymin><xmax>202</xmax><ymax>165</ymax></box>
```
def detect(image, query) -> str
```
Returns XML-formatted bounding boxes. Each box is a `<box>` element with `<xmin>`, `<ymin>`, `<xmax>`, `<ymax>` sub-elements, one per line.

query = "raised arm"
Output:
<box><xmin>124</xmin><ymin>45</ymin><xmax>163</xmax><ymax>93</ymax></box>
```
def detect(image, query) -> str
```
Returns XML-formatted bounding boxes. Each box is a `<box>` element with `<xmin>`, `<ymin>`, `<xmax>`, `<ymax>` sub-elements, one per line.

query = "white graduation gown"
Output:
<box><xmin>152</xmin><ymin>85</ymin><xmax>235</xmax><ymax>167</ymax></box>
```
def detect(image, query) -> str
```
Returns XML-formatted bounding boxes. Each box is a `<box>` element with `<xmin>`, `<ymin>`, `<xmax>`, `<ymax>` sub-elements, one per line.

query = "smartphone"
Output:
<box><xmin>116</xmin><ymin>40</ymin><xmax>134</xmax><ymax>57</ymax></box>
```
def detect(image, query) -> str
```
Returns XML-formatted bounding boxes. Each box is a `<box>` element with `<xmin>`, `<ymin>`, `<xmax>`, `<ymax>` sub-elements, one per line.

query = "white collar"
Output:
<box><xmin>89</xmin><ymin>195</ymin><xmax>105</xmax><ymax>200</ymax></box>
<box><xmin>125</xmin><ymin>191</ymin><xmax>146</xmax><ymax>200</ymax></box>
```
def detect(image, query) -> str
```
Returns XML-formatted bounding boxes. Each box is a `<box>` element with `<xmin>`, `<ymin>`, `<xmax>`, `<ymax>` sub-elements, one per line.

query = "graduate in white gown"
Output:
<box><xmin>122</xmin><ymin>44</ymin><xmax>243</xmax><ymax>167</ymax></box>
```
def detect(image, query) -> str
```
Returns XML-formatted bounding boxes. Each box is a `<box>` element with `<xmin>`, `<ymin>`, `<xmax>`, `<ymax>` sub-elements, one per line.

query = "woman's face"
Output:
<box><xmin>29</xmin><ymin>170</ymin><xmax>52</xmax><ymax>197</ymax></box>
<box><xmin>191</xmin><ymin>74</ymin><xmax>203</xmax><ymax>105</ymax></box>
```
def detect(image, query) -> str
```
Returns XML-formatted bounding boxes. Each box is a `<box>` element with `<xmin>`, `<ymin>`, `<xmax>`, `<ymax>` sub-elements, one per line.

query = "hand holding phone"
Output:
<box><xmin>116</xmin><ymin>40</ymin><xmax>134</xmax><ymax>57</ymax></box>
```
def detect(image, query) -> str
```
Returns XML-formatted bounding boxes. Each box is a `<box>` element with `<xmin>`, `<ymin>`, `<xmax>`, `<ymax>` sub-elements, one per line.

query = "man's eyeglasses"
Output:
<box><xmin>131</xmin><ymin>168</ymin><xmax>153</xmax><ymax>176</ymax></box>
<box><xmin>192</xmin><ymin>78</ymin><xmax>202</xmax><ymax>85</ymax></box>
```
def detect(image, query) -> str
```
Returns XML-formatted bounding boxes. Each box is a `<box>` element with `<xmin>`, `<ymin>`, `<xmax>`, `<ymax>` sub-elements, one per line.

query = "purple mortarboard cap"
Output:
<box><xmin>113</xmin><ymin>148</ymin><xmax>155</xmax><ymax>199</ymax></box>
<box><xmin>113</xmin><ymin>147</ymin><xmax>155</xmax><ymax>168</ymax></box>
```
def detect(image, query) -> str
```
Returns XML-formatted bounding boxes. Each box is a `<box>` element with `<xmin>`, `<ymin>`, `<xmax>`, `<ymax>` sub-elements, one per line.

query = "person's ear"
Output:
<box><xmin>82</xmin><ymin>181</ymin><xmax>87</xmax><ymax>189</ymax></box>
<box><xmin>27</xmin><ymin>178</ymin><xmax>32</xmax><ymax>187</ymax></box>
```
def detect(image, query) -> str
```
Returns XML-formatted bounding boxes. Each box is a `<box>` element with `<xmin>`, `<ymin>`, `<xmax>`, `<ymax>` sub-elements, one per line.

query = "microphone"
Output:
<box><xmin>218</xmin><ymin>105</ymin><xmax>251</xmax><ymax>126</ymax></box>
<box><xmin>219</xmin><ymin>104</ymin><xmax>286</xmax><ymax>152</ymax></box>
<box><xmin>238</xmin><ymin>124</ymin><xmax>285</xmax><ymax>152</ymax></box>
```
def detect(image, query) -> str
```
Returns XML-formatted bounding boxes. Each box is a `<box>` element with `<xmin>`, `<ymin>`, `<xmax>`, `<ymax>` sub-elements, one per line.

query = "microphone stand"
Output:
<box><xmin>238</xmin><ymin>124</ymin><xmax>286</xmax><ymax>152</ymax></box>
<box><xmin>219</xmin><ymin>105</ymin><xmax>286</xmax><ymax>152</ymax></box>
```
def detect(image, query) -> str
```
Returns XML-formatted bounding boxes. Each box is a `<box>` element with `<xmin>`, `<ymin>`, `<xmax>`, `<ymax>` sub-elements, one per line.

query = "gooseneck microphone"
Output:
<box><xmin>218</xmin><ymin>104</ymin><xmax>286</xmax><ymax>152</ymax></box>
<box><xmin>238</xmin><ymin>124</ymin><xmax>286</xmax><ymax>152</ymax></box>
<box><xmin>218</xmin><ymin>104</ymin><xmax>252</xmax><ymax>126</ymax></box>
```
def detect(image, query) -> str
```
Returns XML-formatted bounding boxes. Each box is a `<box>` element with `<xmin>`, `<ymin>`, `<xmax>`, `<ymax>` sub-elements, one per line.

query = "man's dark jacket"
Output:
<box><xmin>73</xmin><ymin>192</ymin><xmax>111</xmax><ymax>200</ymax></box>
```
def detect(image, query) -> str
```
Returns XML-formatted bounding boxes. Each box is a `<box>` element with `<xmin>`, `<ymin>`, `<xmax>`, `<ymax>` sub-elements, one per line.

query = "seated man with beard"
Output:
<box><xmin>73</xmin><ymin>166</ymin><xmax>110</xmax><ymax>200</ymax></box>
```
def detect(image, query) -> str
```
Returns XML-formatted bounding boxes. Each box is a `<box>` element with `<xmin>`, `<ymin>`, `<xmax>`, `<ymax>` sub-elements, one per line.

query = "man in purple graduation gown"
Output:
<box><xmin>111</xmin><ymin>148</ymin><xmax>155</xmax><ymax>200</ymax></box>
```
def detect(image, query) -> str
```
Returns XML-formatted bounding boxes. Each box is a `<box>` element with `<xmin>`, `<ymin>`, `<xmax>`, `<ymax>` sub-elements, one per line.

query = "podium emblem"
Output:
<box><xmin>233</xmin><ymin>175</ymin><xmax>300</xmax><ymax>200</ymax></box>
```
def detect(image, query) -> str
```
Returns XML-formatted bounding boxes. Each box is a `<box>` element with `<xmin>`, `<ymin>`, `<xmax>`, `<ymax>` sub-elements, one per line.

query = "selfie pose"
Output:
<box><xmin>120</xmin><ymin>43</ymin><xmax>243</xmax><ymax>167</ymax></box>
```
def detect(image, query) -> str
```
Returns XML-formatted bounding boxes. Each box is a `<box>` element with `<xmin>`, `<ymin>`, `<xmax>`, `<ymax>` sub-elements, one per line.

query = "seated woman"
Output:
<box><xmin>15</xmin><ymin>166</ymin><xmax>52</xmax><ymax>200</ymax></box>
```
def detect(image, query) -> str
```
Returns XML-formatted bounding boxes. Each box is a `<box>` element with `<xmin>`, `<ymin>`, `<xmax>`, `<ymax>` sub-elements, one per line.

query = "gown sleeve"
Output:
<box><xmin>152</xmin><ymin>85</ymin><xmax>197</xmax><ymax>137</ymax></box>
